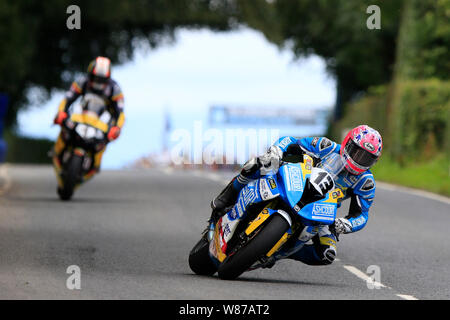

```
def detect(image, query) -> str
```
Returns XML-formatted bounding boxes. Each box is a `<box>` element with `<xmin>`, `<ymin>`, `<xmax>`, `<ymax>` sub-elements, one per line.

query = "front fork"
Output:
<box><xmin>273</xmin><ymin>225</ymin><xmax>320</xmax><ymax>260</ymax></box>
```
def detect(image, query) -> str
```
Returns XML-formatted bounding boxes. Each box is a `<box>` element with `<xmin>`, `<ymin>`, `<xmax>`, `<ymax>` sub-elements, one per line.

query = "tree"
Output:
<box><xmin>0</xmin><ymin>0</ymin><xmax>238</xmax><ymax>127</ymax></box>
<box><xmin>238</xmin><ymin>0</ymin><xmax>405</xmax><ymax>119</ymax></box>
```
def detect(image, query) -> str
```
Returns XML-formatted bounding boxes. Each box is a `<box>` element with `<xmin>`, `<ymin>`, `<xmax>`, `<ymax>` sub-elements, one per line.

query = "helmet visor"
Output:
<box><xmin>345</xmin><ymin>139</ymin><xmax>378</xmax><ymax>167</ymax></box>
<box><xmin>90</xmin><ymin>74</ymin><xmax>108</xmax><ymax>84</ymax></box>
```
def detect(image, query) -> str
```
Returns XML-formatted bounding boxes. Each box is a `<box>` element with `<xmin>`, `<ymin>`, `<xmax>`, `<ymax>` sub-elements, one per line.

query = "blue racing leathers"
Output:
<box><xmin>230</xmin><ymin>136</ymin><xmax>377</xmax><ymax>266</ymax></box>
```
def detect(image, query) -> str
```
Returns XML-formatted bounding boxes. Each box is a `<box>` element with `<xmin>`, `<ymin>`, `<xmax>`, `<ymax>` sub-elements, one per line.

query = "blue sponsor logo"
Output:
<box><xmin>312</xmin><ymin>203</ymin><xmax>335</xmax><ymax>218</ymax></box>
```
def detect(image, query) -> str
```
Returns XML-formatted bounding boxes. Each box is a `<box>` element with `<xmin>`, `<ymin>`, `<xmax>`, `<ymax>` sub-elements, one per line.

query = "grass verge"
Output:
<box><xmin>372</xmin><ymin>155</ymin><xmax>450</xmax><ymax>197</ymax></box>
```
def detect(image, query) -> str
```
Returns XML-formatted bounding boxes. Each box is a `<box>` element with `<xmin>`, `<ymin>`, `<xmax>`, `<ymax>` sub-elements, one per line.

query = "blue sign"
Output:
<box><xmin>0</xmin><ymin>93</ymin><xmax>9</xmax><ymax>162</ymax></box>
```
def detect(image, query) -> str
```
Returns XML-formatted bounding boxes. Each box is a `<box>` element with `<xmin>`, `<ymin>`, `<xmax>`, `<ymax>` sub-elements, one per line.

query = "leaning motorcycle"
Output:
<box><xmin>52</xmin><ymin>106</ymin><xmax>109</xmax><ymax>201</ymax></box>
<box><xmin>189</xmin><ymin>153</ymin><xmax>345</xmax><ymax>280</ymax></box>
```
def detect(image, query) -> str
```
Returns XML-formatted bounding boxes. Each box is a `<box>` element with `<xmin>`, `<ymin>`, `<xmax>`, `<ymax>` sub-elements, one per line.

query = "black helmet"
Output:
<box><xmin>87</xmin><ymin>56</ymin><xmax>111</xmax><ymax>89</ymax></box>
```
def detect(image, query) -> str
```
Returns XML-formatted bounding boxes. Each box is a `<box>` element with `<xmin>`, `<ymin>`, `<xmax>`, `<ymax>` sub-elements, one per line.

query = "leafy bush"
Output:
<box><xmin>329</xmin><ymin>85</ymin><xmax>390</xmax><ymax>145</ymax></box>
<box><xmin>391</xmin><ymin>79</ymin><xmax>450</xmax><ymax>163</ymax></box>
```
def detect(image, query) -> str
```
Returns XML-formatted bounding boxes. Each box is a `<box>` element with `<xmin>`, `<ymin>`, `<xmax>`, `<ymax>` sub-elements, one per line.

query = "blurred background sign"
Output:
<box><xmin>209</xmin><ymin>105</ymin><xmax>330</xmax><ymax>127</ymax></box>
<box><xmin>0</xmin><ymin>94</ymin><xmax>8</xmax><ymax>162</ymax></box>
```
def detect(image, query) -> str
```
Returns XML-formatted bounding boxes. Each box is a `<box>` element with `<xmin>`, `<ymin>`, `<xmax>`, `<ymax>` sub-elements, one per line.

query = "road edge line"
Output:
<box><xmin>377</xmin><ymin>181</ymin><xmax>450</xmax><ymax>205</ymax></box>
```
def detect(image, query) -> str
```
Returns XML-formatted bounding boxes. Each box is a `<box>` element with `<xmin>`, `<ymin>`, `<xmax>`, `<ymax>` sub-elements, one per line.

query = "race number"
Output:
<box><xmin>310</xmin><ymin>168</ymin><xmax>334</xmax><ymax>195</ymax></box>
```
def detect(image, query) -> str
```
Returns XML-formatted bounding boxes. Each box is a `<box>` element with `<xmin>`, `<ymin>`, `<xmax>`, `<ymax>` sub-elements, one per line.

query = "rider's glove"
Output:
<box><xmin>54</xmin><ymin>111</ymin><xmax>68</xmax><ymax>126</ymax></box>
<box><xmin>259</xmin><ymin>146</ymin><xmax>283</xmax><ymax>175</ymax></box>
<box><xmin>107</xmin><ymin>126</ymin><xmax>121</xmax><ymax>141</ymax></box>
<box><xmin>334</xmin><ymin>218</ymin><xmax>352</xmax><ymax>234</ymax></box>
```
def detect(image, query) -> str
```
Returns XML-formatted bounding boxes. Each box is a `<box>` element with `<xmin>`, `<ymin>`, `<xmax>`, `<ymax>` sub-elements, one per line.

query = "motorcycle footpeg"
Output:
<box><xmin>260</xmin><ymin>256</ymin><xmax>276</xmax><ymax>269</ymax></box>
<box><xmin>248</xmin><ymin>256</ymin><xmax>276</xmax><ymax>271</ymax></box>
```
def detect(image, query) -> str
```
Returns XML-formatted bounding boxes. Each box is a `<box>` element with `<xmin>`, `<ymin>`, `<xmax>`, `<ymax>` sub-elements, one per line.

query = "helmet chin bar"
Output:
<box><xmin>90</xmin><ymin>82</ymin><xmax>107</xmax><ymax>91</ymax></box>
<box><xmin>344</xmin><ymin>164</ymin><xmax>361</xmax><ymax>175</ymax></box>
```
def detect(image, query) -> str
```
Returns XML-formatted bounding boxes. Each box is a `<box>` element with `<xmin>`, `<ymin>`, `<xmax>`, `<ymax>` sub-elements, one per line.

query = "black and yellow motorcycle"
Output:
<box><xmin>53</xmin><ymin>109</ymin><xmax>109</xmax><ymax>201</ymax></box>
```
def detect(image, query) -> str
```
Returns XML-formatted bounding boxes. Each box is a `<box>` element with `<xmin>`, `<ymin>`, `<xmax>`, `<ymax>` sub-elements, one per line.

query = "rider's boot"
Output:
<box><xmin>209</xmin><ymin>178</ymin><xmax>240</xmax><ymax>223</ymax></box>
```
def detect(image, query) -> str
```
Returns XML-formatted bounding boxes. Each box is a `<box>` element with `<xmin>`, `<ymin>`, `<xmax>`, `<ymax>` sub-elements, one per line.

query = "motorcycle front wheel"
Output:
<box><xmin>188</xmin><ymin>234</ymin><xmax>218</xmax><ymax>276</ymax></box>
<box><xmin>58</xmin><ymin>155</ymin><xmax>83</xmax><ymax>201</ymax></box>
<box><xmin>217</xmin><ymin>214</ymin><xmax>289</xmax><ymax>280</ymax></box>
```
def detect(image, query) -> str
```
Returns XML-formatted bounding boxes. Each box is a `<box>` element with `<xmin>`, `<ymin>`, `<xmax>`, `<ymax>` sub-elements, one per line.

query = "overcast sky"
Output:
<box><xmin>19</xmin><ymin>27</ymin><xmax>336</xmax><ymax>169</ymax></box>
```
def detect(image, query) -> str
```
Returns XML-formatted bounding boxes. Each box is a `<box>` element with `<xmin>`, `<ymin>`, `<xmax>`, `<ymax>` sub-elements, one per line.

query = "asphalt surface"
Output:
<box><xmin>0</xmin><ymin>165</ymin><xmax>449</xmax><ymax>299</ymax></box>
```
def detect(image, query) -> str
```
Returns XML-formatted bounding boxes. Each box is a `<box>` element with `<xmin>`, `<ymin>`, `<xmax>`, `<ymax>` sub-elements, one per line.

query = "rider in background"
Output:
<box><xmin>209</xmin><ymin>125</ymin><xmax>383</xmax><ymax>266</ymax></box>
<box><xmin>53</xmin><ymin>56</ymin><xmax>125</xmax><ymax>179</ymax></box>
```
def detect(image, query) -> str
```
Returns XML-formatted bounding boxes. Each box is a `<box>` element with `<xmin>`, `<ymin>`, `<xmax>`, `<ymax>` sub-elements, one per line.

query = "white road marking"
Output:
<box><xmin>168</xmin><ymin>168</ymin><xmax>423</xmax><ymax>300</ymax></box>
<box><xmin>396</xmin><ymin>294</ymin><xmax>419</xmax><ymax>300</ymax></box>
<box><xmin>343</xmin><ymin>265</ymin><xmax>388</xmax><ymax>289</ymax></box>
<box><xmin>342</xmin><ymin>265</ymin><xmax>420</xmax><ymax>300</ymax></box>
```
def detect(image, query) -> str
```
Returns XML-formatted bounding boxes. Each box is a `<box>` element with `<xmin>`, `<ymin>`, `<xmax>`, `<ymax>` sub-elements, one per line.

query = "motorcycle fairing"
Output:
<box><xmin>277</xmin><ymin>161</ymin><xmax>341</xmax><ymax>225</ymax></box>
<box><xmin>208</xmin><ymin>154</ymin><xmax>343</xmax><ymax>268</ymax></box>
<box><xmin>298</xmin><ymin>194</ymin><xmax>338</xmax><ymax>225</ymax></box>
<box><xmin>277</xmin><ymin>162</ymin><xmax>308</xmax><ymax>209</ymax></box>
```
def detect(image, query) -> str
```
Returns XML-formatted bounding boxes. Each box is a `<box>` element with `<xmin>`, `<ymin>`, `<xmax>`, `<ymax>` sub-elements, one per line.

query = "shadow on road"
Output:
<box><xmin>179</xmin><ymin>272</ymin><xmax>345</xmax><ymax>288</ymax></box>
<box><xmin>4</xmin><ymin>195</ymin><xmax>136</xmax><ymax>204</ymax></box>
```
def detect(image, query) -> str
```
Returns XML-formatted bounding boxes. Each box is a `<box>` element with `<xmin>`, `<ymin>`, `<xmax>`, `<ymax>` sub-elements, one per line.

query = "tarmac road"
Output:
<box><xmin>0</xmin><ymin>165</ymin><xmax>449</xmax><ymax>299</ymax></box>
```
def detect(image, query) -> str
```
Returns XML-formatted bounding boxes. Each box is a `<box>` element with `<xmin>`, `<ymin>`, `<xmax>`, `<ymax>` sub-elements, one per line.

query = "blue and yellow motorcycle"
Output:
<box><xmin>189</xmin><ymin>153</ymin><xmax>345</xmax><ymax>280</ymax></box>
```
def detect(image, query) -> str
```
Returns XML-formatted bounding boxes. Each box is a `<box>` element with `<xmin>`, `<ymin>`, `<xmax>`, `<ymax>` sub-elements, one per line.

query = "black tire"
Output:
<box><xmin>58</xmin><ymin>155</ymin><xmax>83</xmax><ymax>201</ymax></box>
<box><xmin>189</xmin><ymin>236</ymin><xmax>218</xmax><ymax>276</ymax></box>
<box><xmin>217</xmin><ymin>214</ymin><xmax>289</xmax><ymax>280</ymax></box>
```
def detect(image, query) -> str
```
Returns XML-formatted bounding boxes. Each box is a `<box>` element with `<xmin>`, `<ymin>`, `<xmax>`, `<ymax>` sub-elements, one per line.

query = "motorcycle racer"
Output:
<box><xmin>53</xmin><ymin>56</ymin><xmax>125</xmax><ymax>180</ymax></box>
<box><xmin>209</xmin><ymin>125</ymin><xmax>382</xmax><ymax>266</ymax></box>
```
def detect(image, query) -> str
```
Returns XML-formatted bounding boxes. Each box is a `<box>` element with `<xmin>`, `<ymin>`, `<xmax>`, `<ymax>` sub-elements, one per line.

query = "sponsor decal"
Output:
<box><xmin>259</xmin><ymin>179</ymin><xmax>278</xmax><ymax>201</ymax></box>
<box><xmin>352</xmin><ymin>216</ymin><xmax>366</xmax><ymax>227</ymax></box>
<box><xmin>311</xmin><ymin>137</ymin><xmax>319</xmax><ymax>147</ymax></box>
<box><xmin>319</xmin><ymin>138</ymin><xmax>332</xmax><ymax>151</ymax></box>
<box><xmin>236</xmin><ymin>185</ymin><xmax>259</xmax><ymax>216</ymax></box>
<box><xmin>242</xmin><ymin>186</ymin><xmax>258</xmax><ymax>206</ymax></box>
<box><xmin>223</xmin><ymin>223</ymin><xmax>231</xmax><ymax>238</ymax></box>
<box><xmin>229</xmin><ymin>208</ymin><xmax>238</xmax><ymax>219</ymax></box>
<box><xmin>364</xmin><ymin>142</ymin><xmax>375</xmax><ymax>151</ymax></box>
<box><xmin>287</xmin><ymin>166</ymin><xmax>303</xmax><ymax>192</ymax></box>
<box><xmin>312</xmin><ymin>203</ymin><xmax>335</xmax><ymax>220</ymax></box>
<box><xmin>331</xmin><ymin>189</ymin><xmax>344</xmax><ymax>200</ymax></box>
<box><xmin>278</xmin><ymin>137</ymin><xmax>292</xmax><ymax>149</ymax></box>
<box><xmin>303</xmin><ymin>155</ymin><xmax>313</xmax><ymax>171</ymax></box>
<box><xmin>268</xmin><ymin>178</ymin><xmax>277</xmax><ymax>189</ymax></box>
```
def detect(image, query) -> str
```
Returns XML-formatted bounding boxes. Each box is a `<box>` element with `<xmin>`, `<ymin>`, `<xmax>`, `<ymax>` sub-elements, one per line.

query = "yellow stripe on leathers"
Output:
<box><xmin>58</xmin><ymin>99</ymin><xmax>67</xmax><ymax>112</ymax></box>
<box><xmin>116</xmin><ymin>112</ymin><xmax>125</xmax><ymax>128</ymax></box>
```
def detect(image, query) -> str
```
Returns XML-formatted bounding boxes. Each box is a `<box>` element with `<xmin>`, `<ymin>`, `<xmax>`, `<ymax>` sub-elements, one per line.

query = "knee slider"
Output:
<box><xmin>322</xmin><ymin>247</ymin><xmax>337</xmax><ymax>264</ymax></box>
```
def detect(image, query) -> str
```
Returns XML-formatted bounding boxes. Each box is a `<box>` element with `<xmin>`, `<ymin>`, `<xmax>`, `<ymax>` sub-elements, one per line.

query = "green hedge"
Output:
<box><xmin>329</xmin><ymin>79</ymin><xmax>449</xmax><ymax>195</ymax></box>
<box><xmin>4</xmin><ymin>131</ymin><xmax>53</xmax><ymax>164</ymax></box>
<box><xmin>329</xmin><ymin>85</ymin><xmax>390</xmax><ymax>146</ymax></box>
<box><xmin>391</xmin><ymin>79</ymin><xmax>450</xmax><ymax>163</ymax></box>
<box><xmin>332</xmin><ymin>79</ymin><xmax>449</xmax><ymax>162</ymax></box>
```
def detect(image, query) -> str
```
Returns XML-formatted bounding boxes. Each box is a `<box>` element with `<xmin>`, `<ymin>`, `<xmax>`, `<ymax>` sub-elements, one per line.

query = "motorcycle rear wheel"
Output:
<box><xmin>217</xmin><ymin>214</ymin><xmax>289</xmax><ymax>280</ymax></box>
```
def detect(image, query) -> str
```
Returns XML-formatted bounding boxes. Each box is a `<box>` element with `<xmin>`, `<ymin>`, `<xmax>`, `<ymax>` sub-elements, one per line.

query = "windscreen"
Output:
<box><xmin>317</xmin><ymin>152</ymin><xmax>345</xmax><ymax>181</ymax></box>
